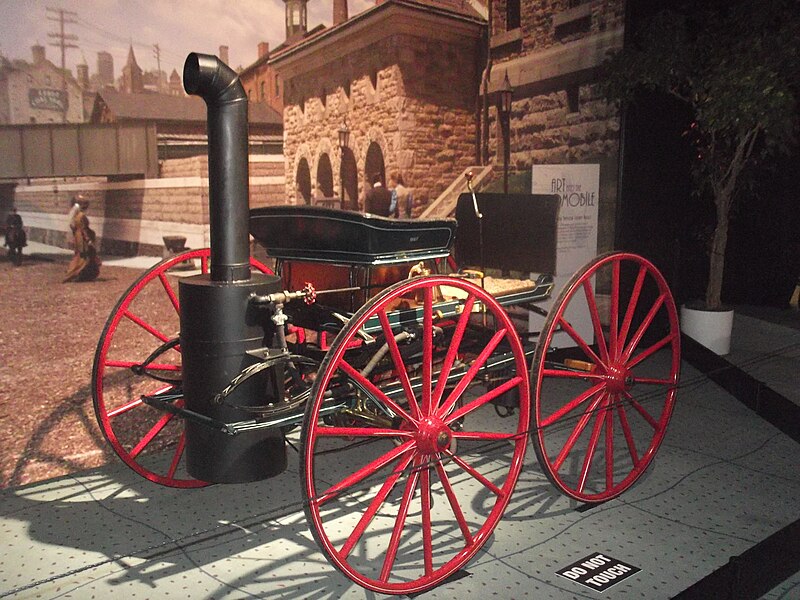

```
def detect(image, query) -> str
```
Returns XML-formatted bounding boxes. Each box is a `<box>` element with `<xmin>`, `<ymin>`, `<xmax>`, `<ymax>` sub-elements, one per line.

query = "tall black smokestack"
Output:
<box><xmin>183</xmin><ymin>52</ymin><xmax>251</xmax><ymax>282</ymax></box>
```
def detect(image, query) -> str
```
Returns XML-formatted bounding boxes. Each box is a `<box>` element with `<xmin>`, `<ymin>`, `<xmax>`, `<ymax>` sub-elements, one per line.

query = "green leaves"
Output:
<box><xmin>603</xmin><ymin>0</ymin><xmax>799</xmax><ymax>309</ymax></box>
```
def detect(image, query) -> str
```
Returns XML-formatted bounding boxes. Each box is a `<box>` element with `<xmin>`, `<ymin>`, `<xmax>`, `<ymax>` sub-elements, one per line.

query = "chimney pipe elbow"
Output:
<box><xmin>183</xmin><ymin>52</ymin><xmax>246</xmax><ymax>105</ymax></box>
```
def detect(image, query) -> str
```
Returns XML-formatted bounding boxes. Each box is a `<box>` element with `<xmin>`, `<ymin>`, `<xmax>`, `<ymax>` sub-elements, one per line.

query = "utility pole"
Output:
<box><xmin>152</xmin><ymin>43</ymin><xmax>162</xmax><ymax>93</ymax></box>
<box><xmin>46</xmin><ymin>6</ymin><xmax>78</xmax><ymax>123</ymax></box>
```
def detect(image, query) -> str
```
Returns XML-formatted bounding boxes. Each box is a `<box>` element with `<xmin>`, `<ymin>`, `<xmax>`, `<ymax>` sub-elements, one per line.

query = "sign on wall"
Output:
<box><xmin>28</xmin><ymin>88</ymin><xmax>68</xmax><ymax>112</ymax></box>
<box><xmin>530</xmin><ymin>163</ymin><xmax>600</xmax><ymax>344</ymax></box>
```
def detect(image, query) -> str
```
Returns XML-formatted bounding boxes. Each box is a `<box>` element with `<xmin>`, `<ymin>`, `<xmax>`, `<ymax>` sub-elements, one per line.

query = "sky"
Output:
<box><xmin>0</xmin><ymin>0</ymin><xmax>373</xmax><ymax>81</ymax></box>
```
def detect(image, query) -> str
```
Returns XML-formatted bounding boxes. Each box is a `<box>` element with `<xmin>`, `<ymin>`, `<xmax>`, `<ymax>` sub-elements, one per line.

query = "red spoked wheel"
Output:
<box><xmin>530</xmin><ymin>252</ymin><xmax>680</xmax><ymax>503</ymax></box>
<box><xmin>91</xmin><ymin>249</ymin><xmax>273</xmax><ymax>488</ymax></box>
<box><xmin>301</xmin><ymin>275</ymin><xmax>530</xmax><ymax>595</ymax></box>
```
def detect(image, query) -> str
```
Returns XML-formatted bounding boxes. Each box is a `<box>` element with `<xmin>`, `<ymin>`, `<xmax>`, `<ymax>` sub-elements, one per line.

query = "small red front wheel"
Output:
<box><xmin>301</xmin><ymin>275</ymin><xmax>530</xmax><ymax>595</ymax></box>
<box><xmin>92</xmin><ymin>248</ymin><xmax>273</xmax><ymax>488</ymax></box>
<box><xmin>530</xmin><ymin>252</ymin><xmax>680</xmax><ymax>503</ymax></box>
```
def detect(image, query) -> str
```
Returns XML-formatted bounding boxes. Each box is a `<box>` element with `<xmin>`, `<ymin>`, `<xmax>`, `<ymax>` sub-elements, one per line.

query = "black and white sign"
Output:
<box><xmin>556</xmin><ymin>552</ymin><xmax>640</xmax><ymax>592</ymax></box>
<box><xmin>29</xmin><ymin>88</ymin><xmax>68</xmax><ymax>112</ymax></box>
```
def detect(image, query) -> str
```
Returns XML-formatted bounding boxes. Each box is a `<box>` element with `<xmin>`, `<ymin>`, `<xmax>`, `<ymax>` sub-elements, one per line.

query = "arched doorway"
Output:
<box><xmin>296</xmin><ymin>158</ymin><xmax>312</xmax><ymax>204</ymax></box>
<box><xmin>316</xmin><ymin>153</ymin><xmax>334</xmax><ymax>202</ymax></box>
<box><xmin>364</xmin><ymin>141</ymin><xmax>385</xmax><ymax>189</ymax></box>
<box><xmin>340</xmin><ymin>148</ymin><xmax>358</xmax><ymax>210</ymax></box>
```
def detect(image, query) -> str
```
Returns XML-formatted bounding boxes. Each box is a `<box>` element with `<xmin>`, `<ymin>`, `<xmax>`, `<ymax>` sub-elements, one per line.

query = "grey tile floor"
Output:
<box><xmin>1</xmin><ymin>312</ymin><xmax>798</xmax><ymax>599</ymax></box>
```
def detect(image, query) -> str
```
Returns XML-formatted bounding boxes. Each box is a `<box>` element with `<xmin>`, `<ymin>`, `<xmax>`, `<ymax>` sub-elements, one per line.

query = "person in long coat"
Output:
<box><xmin>64</xmin><ymin>198</ymin><xmax>101</xmax><ymax>282</ymax></box>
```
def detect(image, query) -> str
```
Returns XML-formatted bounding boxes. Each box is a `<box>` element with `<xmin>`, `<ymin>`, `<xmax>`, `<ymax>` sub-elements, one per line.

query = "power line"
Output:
<box><xmin>46</xmin><ymin>6</ymin><xmax>78</xmax><ymax>122</ymax></box>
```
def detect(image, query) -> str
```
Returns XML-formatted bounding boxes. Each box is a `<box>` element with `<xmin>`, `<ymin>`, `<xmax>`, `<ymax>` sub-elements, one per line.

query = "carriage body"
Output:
<box><xmin>90</xmin><ymin>52</ymin><xmax>680</xmax><ymax>596</ymax></box>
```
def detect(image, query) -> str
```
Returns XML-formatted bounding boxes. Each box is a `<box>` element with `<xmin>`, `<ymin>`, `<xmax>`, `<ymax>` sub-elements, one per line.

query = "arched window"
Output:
<box><xmin>506</xmin><ymin>0</ymin><xmax>520</xmax><ymax>30</ymax></box>
<box><xmin>296</xmin><ymin>158</ymin><xmax>312</xmax><ymax>204</ymax></box>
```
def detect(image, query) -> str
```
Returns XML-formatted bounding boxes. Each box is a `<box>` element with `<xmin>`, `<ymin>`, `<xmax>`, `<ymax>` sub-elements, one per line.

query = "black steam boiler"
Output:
<box><xmin>179</xmin><ymin>53</ymin><xmax>286</xmax><ymax>483</ymax></box>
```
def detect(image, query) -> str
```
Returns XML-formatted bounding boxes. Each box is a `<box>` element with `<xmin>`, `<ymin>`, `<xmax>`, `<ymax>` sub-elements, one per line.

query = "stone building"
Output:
<box><xmin>484</xmin><ymin>0</ymin><xmax>624</xmax><ymax>251</ymax></box>
<box><xmin>269</xmin><ymin>0</ymin><xmax>624</xmax><ymax>232</ymax></box>
<box><xmin>269</xmin><ymin>0</ymin><xmax>486</xmax><ymax>209</ymax></box>
<box><xmin>0</xmin><ymin>44</ymin><xmax>85</xmax><ymax>124</ymax></box>
<box><xmin>239</xmin><ymin>42</ymin><xmax>285</xmax><ymax>116</ymax></box>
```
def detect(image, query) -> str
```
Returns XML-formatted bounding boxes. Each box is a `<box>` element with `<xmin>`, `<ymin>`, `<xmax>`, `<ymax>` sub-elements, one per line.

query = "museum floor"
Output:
<box><xmin>1</xmin><ymin>309</ymin><xmax>798</xmax><ymax>600</ymax></box>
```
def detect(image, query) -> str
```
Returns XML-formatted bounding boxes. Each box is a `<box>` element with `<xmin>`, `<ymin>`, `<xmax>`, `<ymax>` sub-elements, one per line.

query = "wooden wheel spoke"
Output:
<box><xmin>314</xmin><ymin>426</ymin><xmax>413</xmax><ymax>439</ymax></box>
<box><xmin>552</xmin><ymin>392</ymin><xmax>607</xmax><ymax>471</ymax></box>
<box><xmin>621</xmin><ymin>293</ymin><xmax>666</xmax><ymax>362</ymax></box>
<box><xmin>616</xmin><ymin>401</ymin><xmax>639</xmax><ymax>466</ymax></box>
<box><xmin>338</xmin><ymin>360</ymin><xmax>416</xmax><ymax>424</ymax></box>
<box><xmin>556</xmin><ymin>317</ymin><xmax>604</xmax><ymax>368</ymax></box>
<box><xmin>583</xmin><ymin>279</ymin><xmax>609</xmax><ymax>363</ymax></box>
<box><xmin>432</xmin><ymin>295</ymin><xmax>476</xmax><ymax>409</ymax></box>
<box><xmin>379</xmin><ymin>456</ymin><xmax>422</xmax><ymax>582</ymax></box>
<box><xmin>378</xmin><ymin>310</ymin><xmax>421</xmax><ymax>419</ymax></box>
<box><xmin>421</xmin><ymin>464</ymin><xmax>433</xmax><ymax>576</ymax></box>
<box><xmin>627</xmin><ymin>331</ymin><xmax>677</xmax><ymax>369</ymax></box>
<box><xmin>105</xmin><ymin>360</ymin><xmax>180</xmax><ymax>372</ymax></box>
<box><xmin>443</xmin><ymin>450</ymin><xmax>504</xmax><ymax>497</ymax></box>
<box><xmin>446</xmin><ymin>376</ymin><xmax>522</xmax><ymax>424</ymax></box>
<box><xmin>167</xmin><ymin>432</ymin><xmax>187</xmax><ymax>478</ymax></box>
<box><xmin>434</xmin><ymin>461</ymin><xmax>474</xmax><ymax>546</ymax></box>
<box><xmin>604</xmin><ymin>402</ymin><xmax>614</xmax><ymax>490</ymax></box>
<box><xmin>577</xmin><ymin>398</ymin><xmax>608</xmax><ymax>493</ymax></box>
<box><xmin>623</xmin><ymin>391</ymin><xmax>659</xmax><ymax>429</ymax></box>
<box><xmin>438</xmin><ymin>328</ymin><xmax>507</xmax><ymax>418</ymax></box>
<box><xmin>632</xmin><ymin>376</ymin><xmax>675</xmax><ymax>386</ymax></box>
<box><xmin>540</xmin><ymin>382</ymin><xmax>605</xmax><ymax>428</ymax></box>
<box><xmin>158</xmin><ymin>272</ymin><xmax>181</xmax><ymax>315</ymax></box>
<box><xmin>339</xmin><ymin>453</ymin><xmax>415</xmax><ymax>559</ymax></box>
<box><xmin>318</xmin><ymin>440</ymin><xmax>415</xmax><ymax>506</ymax></box>
<box><xmin>123</xmin><ymin>310</ymin><xmax>171</xmax><ymax>344</ymax></box>
<box><xmin>130</xmin><ymin>411</ymin><xmax>175</xmax><ymax>458</ymax></box>
<box><xmin>453</xmin><ymin>431</ymin><xmax>520</xmax><ymax>441</ymax></box>
<box><xmin>609</xmin><ymin>259</ymin><xmax>620</xmax><ymax>358</ymax></box>
<box><xmin>422</xmin><ymin>287</ymin><xmax>434</xmax><ymax>415</ymax></box>
<box><xmin>617</xmin><ymin>265</ymin><xmax>647</xmax><ymax>357</ymax></box>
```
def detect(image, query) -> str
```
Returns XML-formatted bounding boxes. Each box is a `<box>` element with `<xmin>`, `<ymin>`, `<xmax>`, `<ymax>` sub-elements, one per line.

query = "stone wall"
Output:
<box><xmin>281</xmin><ymin>33</ymin><xmax>481</xmax><ymax>213</ymax></box>
<box><xmin>488</xmin><ymin>0</ymin><xmax>625</xmax><ymax>253</ymax></box>
<box><xmin>15</xmin><ymin>154</ymin><xmax>286</xmax><ymax>256</ymax></box>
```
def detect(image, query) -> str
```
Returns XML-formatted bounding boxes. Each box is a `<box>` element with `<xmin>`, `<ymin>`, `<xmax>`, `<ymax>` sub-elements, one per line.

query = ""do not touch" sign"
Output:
<box><xmin>556</xmin><ymin>552</ymin><xmax>640</xmax><ymax>592</ymax></box>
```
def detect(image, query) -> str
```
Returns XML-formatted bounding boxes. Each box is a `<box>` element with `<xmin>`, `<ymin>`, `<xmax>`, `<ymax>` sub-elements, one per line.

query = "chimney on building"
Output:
<box><xmin>333</xmin><ymin>0</ymin><xmax>348</xmax><ymax>25</ymax></box>
<box><xmin>31</xmin><ymin>44</ymin><xmax>46</xmax><ymax>64</ymax></box>
<box><xmin>258</xmin><ymin>42</ymin><xmax>270</xmax><ymax>59</ymax></box>
<box><xmin>219</xmin><ymin>45</ymin><xmax>229</xmax><ymax>66</ymax></box>
<box><xmin>283</xmin><ymin>0</ymin><xmax>309</xmax><ymax>44</ymax></box>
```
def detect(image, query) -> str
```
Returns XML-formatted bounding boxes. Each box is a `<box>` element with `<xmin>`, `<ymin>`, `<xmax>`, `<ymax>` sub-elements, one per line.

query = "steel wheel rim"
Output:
<box><xmin>92</xmin><ymin>249</ymin><xmax>272</xmax><ymax>487</ymax></box>
<box><xmin>301</xmin><ymin>275</ymin><xmax>530</xmax><ymax>594</ymax></box>
<box><xmin>531</xmin><ymin>252</ymin><xmax>680</xmax><ymax>503</ymax></box>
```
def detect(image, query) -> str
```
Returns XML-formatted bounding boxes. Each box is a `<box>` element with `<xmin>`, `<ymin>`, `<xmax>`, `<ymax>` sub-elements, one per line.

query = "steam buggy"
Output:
<box><xmin>91</xmin><ymin>53</ymin><xmax>680</xmax><ymax>596</ymax></box>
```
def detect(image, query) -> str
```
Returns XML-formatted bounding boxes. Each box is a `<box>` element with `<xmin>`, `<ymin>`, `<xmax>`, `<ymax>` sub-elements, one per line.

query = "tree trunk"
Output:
<box><xmin>705</xmin><ymin>198</ymin><xmax>730</xmax><ymax>310</ymax></box>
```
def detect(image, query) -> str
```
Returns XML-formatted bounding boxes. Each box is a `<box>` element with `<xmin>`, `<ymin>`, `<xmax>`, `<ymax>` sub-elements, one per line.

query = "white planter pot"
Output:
<box><xmin>680</xmin><ymin>305</ymin><xmax>734</xmax><ymax>355</ymax></box>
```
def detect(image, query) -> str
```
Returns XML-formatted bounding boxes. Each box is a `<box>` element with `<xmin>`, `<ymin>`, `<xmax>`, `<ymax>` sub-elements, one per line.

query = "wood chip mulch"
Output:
<box><xmin>0</xmin><ymin>250</ymin><xmax>145</xmax><ymax>489</ymax></box>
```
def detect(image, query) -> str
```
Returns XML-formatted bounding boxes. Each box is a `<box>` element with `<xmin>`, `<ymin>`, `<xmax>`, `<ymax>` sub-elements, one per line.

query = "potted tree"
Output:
<box><xmin>604</xmin><ymin>0</ymin><xmax>799</xmax><ymax>354</ymax></box>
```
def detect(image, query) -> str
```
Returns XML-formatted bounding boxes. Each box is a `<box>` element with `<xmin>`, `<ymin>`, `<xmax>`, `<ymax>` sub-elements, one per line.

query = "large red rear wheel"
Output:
<box><xmin>91</xmin><ymin>249</ymin><xmax>273</xmax><ymax>487</ymax></box>
<box><xmin>530</xmin><ymin>252</ymin><xmax>680</xmax><ymax>503</ymax></box>
<box><xmin>301</xmin><ymin>275</ymin><xmax>530</xmax><ymax>595</ymax></box>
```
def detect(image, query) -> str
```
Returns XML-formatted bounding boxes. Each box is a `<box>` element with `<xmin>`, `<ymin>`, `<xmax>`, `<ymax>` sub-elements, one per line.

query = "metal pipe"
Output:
<box><xmin>183</xmin><ymin>52</ymin><xmax>251</xmax><ymax>282</ymax></box>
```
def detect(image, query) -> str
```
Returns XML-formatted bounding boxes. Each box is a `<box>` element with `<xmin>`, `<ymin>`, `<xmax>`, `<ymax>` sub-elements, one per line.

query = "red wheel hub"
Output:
<box><xmin>416</xmin><ymin>416</ymin><xmax>452</xmax><ymax>454</ymax></box>
<box><xmin>605</xmin><ymin>363</ymin><xmax>633</xmax><ymax>395</ymax></box>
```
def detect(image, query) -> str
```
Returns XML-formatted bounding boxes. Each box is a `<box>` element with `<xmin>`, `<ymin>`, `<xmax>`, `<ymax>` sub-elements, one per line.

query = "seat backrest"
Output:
<box><xmin>454</xmin><ymin>192</ymin><xmax>559</xmax><ymax>274</ymax></box>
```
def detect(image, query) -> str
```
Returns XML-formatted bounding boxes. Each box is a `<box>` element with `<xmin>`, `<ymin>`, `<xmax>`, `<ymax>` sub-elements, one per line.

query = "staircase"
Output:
<box><xmin>419</xmin><ymin>165</ymin><xmax>494</xmax><ymax>219</ymax></box>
